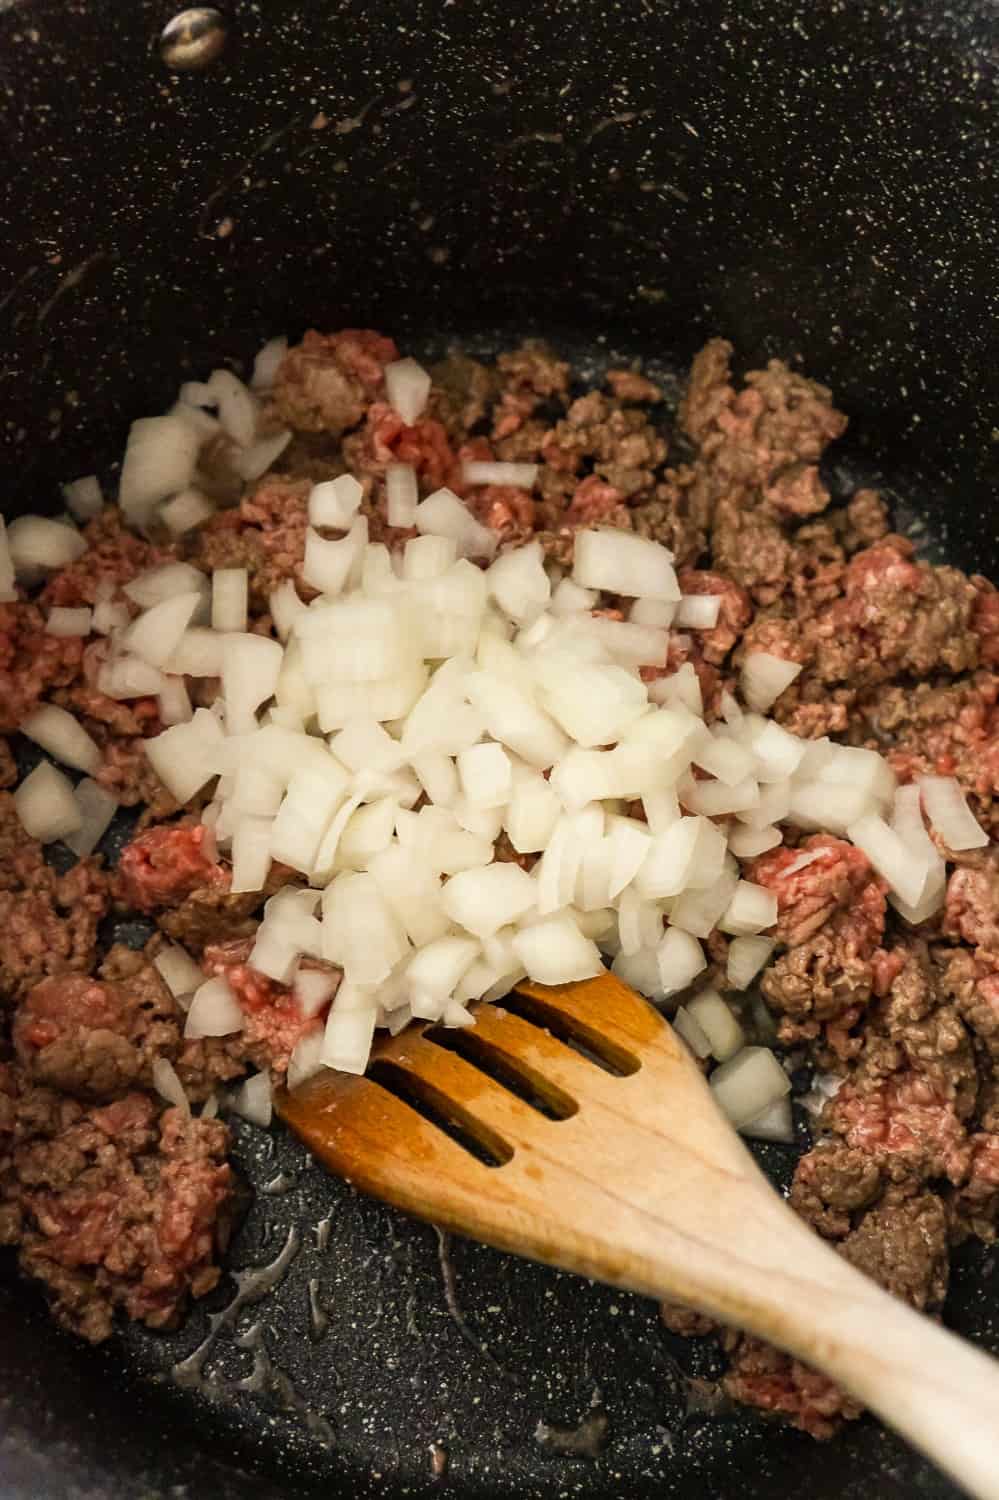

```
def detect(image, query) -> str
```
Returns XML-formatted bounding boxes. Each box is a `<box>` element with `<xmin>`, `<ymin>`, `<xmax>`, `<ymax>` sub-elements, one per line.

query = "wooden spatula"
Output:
<box><xmin>277</xmin><ymin>971</ymin><xmax>999</xmax><ymax>1498</ymax></box>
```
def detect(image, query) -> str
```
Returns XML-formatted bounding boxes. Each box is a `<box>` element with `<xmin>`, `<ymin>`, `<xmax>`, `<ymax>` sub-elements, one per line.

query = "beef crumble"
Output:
<box><xmin>2</xmin><ymin>328</ymin><xmax>998</xmax><ymax>1456</ymax></box>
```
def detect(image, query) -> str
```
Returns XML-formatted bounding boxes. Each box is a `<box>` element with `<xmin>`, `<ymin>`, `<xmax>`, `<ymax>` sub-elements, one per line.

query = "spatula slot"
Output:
<box><xmin>425</xmin><ymin>1027</ymin><xmax>579</xmax><ymax>1121</ymax></box>
<box><xmin>500</xmin><ymin>990</ymin><xmax>641</xmax><ymax>1078</ymax></box>
<box><xmin>366</xmin><ymin>1058</ymin><xmax>514</xmax><ymax>1167</ymax></box>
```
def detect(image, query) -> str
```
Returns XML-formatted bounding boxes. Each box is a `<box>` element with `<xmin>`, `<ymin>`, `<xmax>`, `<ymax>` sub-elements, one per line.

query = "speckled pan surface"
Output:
<box><xmin>1</xmin><ymin>1</ymin><xmax>998</xmax><ymax>1496</ymax></box>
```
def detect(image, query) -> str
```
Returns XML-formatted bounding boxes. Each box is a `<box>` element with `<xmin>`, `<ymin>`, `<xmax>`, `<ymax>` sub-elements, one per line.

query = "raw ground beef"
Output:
<box><xmin>4</xmin><ymin>326</ymin><xmax>999</xmax><ymax>1444</ymax></box>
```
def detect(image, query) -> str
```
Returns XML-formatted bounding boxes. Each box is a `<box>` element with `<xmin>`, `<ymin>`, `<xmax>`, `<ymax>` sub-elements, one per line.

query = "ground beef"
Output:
<box><xmin>808</xmin><ymin>540</ymin><xmax>981</xmax><ymax>688</ymax></box>
<box><xmin>0</xmin><ymin>795</ymin><xmax>110</xmax><ymax>1005</ymax></box>
<box><xmin>429</xmin><ymin>352</ymin><xmax>498</xmax><ymax>439</ymax></box>
<box><xmin>272</xmin><ymin>328</ymin><xmax>397</xmax><ymax>434</ymax></box>
<box><xmin>0</xmin><ymin>737</ymin><xmax>16</xmax><ymax>788</ymax></box>
<box><xmin>117</xmin><ymin>824</ymin><xmax>227</xmax><ymax>912</ymax></box>
<box><xmin>200</xmin><ymin>939</ymin><xmax>322</xmax><ymax>1074</ymax></box>
<box><xmin>721</xmin><ymin>1336</ymin><xmax>862</xmax><ymax>1440</ymax></box>
<box><xmin>824</xmin><ymin>1072</ymin><xmax>971</xmax><ymax>1185</ymax></box>
<box><xmin>838</xmin><ymin>1188</ymin><xmax>949</xmax><ymax>1311</ymax></box>
<box><xmin>187</xmin><ymin>475</ymin><xmax>314</xmax><ymax>611</ymax></box>
<box><xmin>676</xmin><ymin>568</ymin><xmax>753</xmax><ymax>663</ymax></box>
<box><xmin>790</xmin><ymin>1142</ymin><xmax>884</xmax><ymax>1239</ymax></box>
<box><xmin>0</xmin><ymin>1070</ymin><xmax>233</xmax><ymax>1343</ymax></box>
<box><xmin>0</xmin><ymin>600</ymin><xmax>85</xmax><ymax>732</ymax></box>
<box><xmin>750</xmin><ymin>836</ymin><xmax>885</xmax><ymax>950</ymax></box>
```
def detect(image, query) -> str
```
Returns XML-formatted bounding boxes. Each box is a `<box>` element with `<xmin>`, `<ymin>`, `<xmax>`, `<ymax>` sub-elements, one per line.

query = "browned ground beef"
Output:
<box><xmin>3</xmin><ymin>328</ymin><xmax>999</xmax><ymax>1444</ymax></box>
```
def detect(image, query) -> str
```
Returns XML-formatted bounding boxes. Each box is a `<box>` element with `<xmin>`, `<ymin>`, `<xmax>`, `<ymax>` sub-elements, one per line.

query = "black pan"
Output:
<box><xmin>2</xmin><ymin>2</ymin><xmax>998</xmax><ymax>1496</ymax></box>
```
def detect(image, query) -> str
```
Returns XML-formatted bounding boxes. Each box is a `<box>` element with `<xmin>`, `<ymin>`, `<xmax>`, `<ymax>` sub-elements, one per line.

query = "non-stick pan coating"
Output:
<box><xmin>2</xmin><ymin>2</ymin><xmax>998</xmax><ymax>1496</ymax></box>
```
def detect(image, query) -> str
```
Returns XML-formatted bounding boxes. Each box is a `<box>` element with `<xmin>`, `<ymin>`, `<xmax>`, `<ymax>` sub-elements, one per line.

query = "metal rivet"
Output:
<box><xmin>159</xmin><ymin>7</ymin><xmax>228</xmax><ymax>71</ymax></box>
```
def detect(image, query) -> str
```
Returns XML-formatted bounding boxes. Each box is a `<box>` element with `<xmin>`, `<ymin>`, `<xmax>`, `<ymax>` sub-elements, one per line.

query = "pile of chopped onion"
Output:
<box><xmin>97</xmin><ymin>506</ymin><xmax>972</xmax><ymax>1125</ymax></box>
<box><xmin>13</xmin><ymin>347</ymin><xmax>984</xmax><ymax>1146</ymax></box>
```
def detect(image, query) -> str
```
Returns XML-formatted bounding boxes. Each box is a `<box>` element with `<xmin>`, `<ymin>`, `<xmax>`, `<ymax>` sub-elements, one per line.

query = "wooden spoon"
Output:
<box><xmin>278</xmin><ymin>972</ymin><xmax>999</xmax><ymax>1498</ymax></box>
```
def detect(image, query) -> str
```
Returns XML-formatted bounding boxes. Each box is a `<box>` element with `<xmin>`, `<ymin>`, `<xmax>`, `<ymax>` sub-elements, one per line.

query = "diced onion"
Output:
<box><xmin>740</xmin><ymin>652</ymin><xmax>802</xmax><ymax>713</ymax></box>
<box><xmin>674</xmin><ymin>594</ymin><xmax>721</xmax><ymax>629</ymax></box>
<box><xmin>234</xmin><ymin>430</ymin><xmax>292</xmax><ymax>482</ymax></box>
<box><xmin>7</xmin><ymin>515</ymin><xmax>87</xmax><ymax>576</ymax></box>
<box><xmin>726</xmin><ymin>935</ymin><xmax>775</xmax><ymax>990</ymax></box>
<box><xmin>919</xmin><ymin>774</ymin><xmax>989</xmax><ymax>851</ymax></box>
<box><xmin>45</xmin><ymin>606</ymin><xmax>92</xmax><ymax>637</ymax></box>
<box><xmin>207</xmin><ymin>368</ymin><xmax>259</xmax><ymax>448</ymax></box>
<box><xmin>119</xmin><ymin>413</ymin><xmax>201</xmax><ymax>528</ymax></box>
<box><xmin>686</xmin><ymin>988</ymin><xmax>745</xmax><ymax>1062</ymax></box>
<box><xmin>385</xmin><ymin>356</ymin><xmax>431</xmax><ymax>425</ymax></box>
<box><xmin>573</xmin><ymin>530</ymin><xmax>680</xmax><ymax>602</ymax></box>
<box><xmin>386</xmin><ymin>463</ymin><xmax>419</xmax><ymax>527</ymax></box>
<box><xmin>153</xmin><ymin>943</ymin><xmax>206</xmax><ymax>1000</ymax></box>
<box><xmin>741</xmin><ymin>1094</ymin><xmax>794</xmax><ymax>1144</ymax></box>
<box><xmin>14</xmin><ymin>761</ymin><xmax>82</xmax><ymax>843</ymax></box>
<box><xmin>160</xmin><ymin>488</ymin><xmax>217</xmax><ymax>537</ymax></box>
<box><xmin>719</xmin><ymin>881</ymin><xmax>778</xmax><ymax>937</ymax></box>
<box><xmin>672</xmin><ymin>1005</ymin><xmax>712</xmax><ymax>1059</ymax></box>
<box><xmin>462</xmin><ymin>460</ymin><xmax>538</xmax><ymax>488</ymax></box>
<box><xmin>62</xmin><ymin>475</ymin><xmax>104</xmax><ymax>521</ymax></box>
<box><xmin>64</xmin><ymin>779</ymin><xmax>118</xmax><ymax>858</ymax></box>
<box><xmin>230</xmin><ymin>1071</ymin><xmax>273</xmax><ymax>1127</ymax></box>
<box><xmin>124</xmin><ymin>562</ymin><xmax>209</xmax><ymax>610</ymax></box>
<box><xmin>709</xmin><ymin>1046</ymin><xmax>791</xmax><ymax>1129</ymax></box>
<box><xmin>211</xmin><ymin>568</ymin><xmax>249</xmax><ymax>632</ymax></box>
<box><xmin>251</xmin><ymin>335</ymin><xmax>288</xmax><ymax>391</ymax></box>
<box><xmin>151</xmin><ymin>1057</ymin><xmax>191</xmax><ymax>1118</ymax></box>
<box><xmin>123</xmin><ymin>591</ymin><xmax>202</xmax><ymax>668</ymax></box>
<box><xmin>655</xmin><ymin>927</ymin><xmax>706</xmax><ymax>997</ymax></box>
<box><xmin>184</xmin><ymin>977</ymin><xmax>244</xmax><ymax>1038</ymax></box>
<box><xmin>0</xmin><ymin>518</ymin><xmax>16</xmax><ymax>601</ymax></box>
<box><xmin>416</xmin><ymin>488</ymin><xmax>497</xmax><ymax>561</ymax></box>
<box><xmin>20</xmin><ymin>704</ymin><xmax>101</xmax><ymax>774</ymax></box>
<box><xmin>847</xmin><ymin>812</ymin><xmax>926</xmax><ymax>909</ymax></box>
<box><xmin>512</xmin><ymin>914</ymin><xmax>603</xmax><ymax>985</ymax></box>
<box><xmin>309</xmin><ymin>474</ymin><xmax>363</xmax><ymax>530</ymax></box>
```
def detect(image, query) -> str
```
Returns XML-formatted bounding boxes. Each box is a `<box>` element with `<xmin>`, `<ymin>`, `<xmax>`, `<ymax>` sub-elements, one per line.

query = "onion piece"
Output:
<box><xmin>321</xmin><ymin>983</ymin><xmax>377</xmax><ymax>1074</ymax></box>
<box><xmin>456</xmin><ymin>742</ymin><xmax>512</xmax><ymax>809</ymax></box>
<box><xmin>686</xmin><ymin>988</ymin><xmax>745</xmax><ymax>1062</ymax></box>
<box><xmin>269</xmin><ymin>579</ymin><xmax>308</xmax><ymax>642</ymax></box>
<box><xmin>64</xmin><ymin>779</ymin><xmax>118</xmax><ymax>858</ymax></box>
<box><xmin>144</xmin><ymin>707</ymin><xmax>224</xmax><ymax>803</ymax></box>
<box><xmin>14</xmin><ymin>761</ymin><xmax>82</xmax><ymax>842</ymax></box>
<box><xmin>158</xmin><ymin>675</ymin><xmax>193</xmax><ymax>727</ymax></box>
<box><xmin>211</xmin><ymin>568</ymin><xmax>249</xmax><ymax>632</ymax></box>
<box><xmin>512</xmin><ymin>914</ymin><xmax>603</xmax><ymax>986</ymax></box>
<box><xmin>719</xmin><ymin>881</ymin><xmax>778</xmax><ymax>937</ymax></box>
<box><xmin>416</xmin><ymin>488</ymin><xmax>498</xmax><ymax>561</ymax></box>
<box><xmin>462</xmin><ymin>460</ymin><xmax>538</xmax><ymax>488</ymax></box>
<box><xmin>207</xmin><ymin>368</ymin><xmax>259</xmax><ymax>447</ymax></box>
<box><xmin>740</xmin><ymin>652</ymin><xmax>803</xmax><ymax>712</ymax></box>
<box><xmin>294</xmin><ymin>968</ymin><xmax>339</xmax><ymax>1018</ymax></box>
<box><xmin>222</xmin><ymin>633</ymin><xmax>284</xmax><ymax>733</ymax></box>
<box><xmin>302</xmin><ymin>517</ymin><xmax>368</xmax><ymax>596</ymax></box>
<box><xmin>709</xmin><ymin>1046</ymin><xmax>791</xmax><ymax>1129</ymax></box>
<box><xmin>385</xmin><ymin>356</ymin><xmax>431</xmax><ymax>425</ymax></box>
<box><xmin>726</xmin><ymin>935</ymin><xmax>776</xmax><ymax>990</ymax></box>
<box><xmin>847</xmin><ymin>812</ymin><xmax>927</xmax><ymax>908</ymax></box>
<box><xmin>119</xmin><ymin>413</ymin><xmax>201</xmax><ymax>529</ymax></box>
<box><xmin>309</xmin><ymin>474</ymin><xmax>363</xmax><ymax>529</ymax></box>
<box><xmin>386</xmin><ymin>463</ymin><xmax>419</xmax><ymax>527</ymax></box>
<box><xmin>727</xmin><ymin>823</ymin><xmax>782</xmax><ymax>859</ymax></box>
<box><xmin>572</xmin><ymin>530</ymin><xmax>680</xmax><ymax>602</ymax></box>
<box><xmin>655</xmin><ymin>927</ymin><xmax>706</xmax><ymax>997</ymax></box>
<box><xmin>7</xmin><ymin>515</ymin><xmax>87</xmax><ymax>576</ymax></box>
<box><xmin>234</xmin><ymin>429</ymin><xmax>292</xmax><ymax>482</ymax></box>
<box><xmin>230</xmin><ymin>1071</ymin><xmax>273</xmax><ymax>1127</ymax></box>
<box><xmin>674</xmin><ymin>594</ymin><xmax>721</xmax><ymax>629</ymax></box>
<box><xmin>123</xmin><ymin>591</ymin><xmax>202</xmax><ymax>668</ymax></box>
<box><xmin>97</xmin><ymin>655</ymin><xmax>166</xmax><ymax>700</ymax></box>
<box><xmin>184</xmin><ymin>977</ymin><xmax>244</xmax><ymax>1038</ymax></box>
<box><xmin>919</xmin><ymin>774</ymin><xmax>989</xmax><ymax>851</ymax></box>
<box><xmin>231</xmin><ymin>815</ymin><xmax>274</xmax><ymax>893</ymax></box>
<box><xmin>741</xmin><ymin>1094</ymin><xmax>794</xmax><ymax>1144</ymax></box>
<box><xmin>673</xmin><ymin>1005</ymin><xmax>713</xmax><ymax>1059</ymax></box>
<box><xmin>124</xmin><ymin>562</ymin><xmax>208</xmax><ymax>610</ymax></box>
<box><xmin>62</xmin><ymin>474</ymin><xmax>104</xmax><ymax>521</ymax></box>
<box><xmin>153</xmin><ymin>943</ymin><xmax>206</xmax><ymax>1000</ymax></box>
<box><xmin>20</xmin><ymin>704</ymin><xmax>101</xmax><ymax>774</ymax></box>
<box><xmin>287</xmin><ymin>1030</ymin><xmax>325</xmax><ymax>1091</ymax></box>
<box><xmin>611</xmin><ymin>945</ymin><xmax>666</xmax><ymax>1000</ymax></box>
<box><xmin>165</xmin><ymin>627</ymin><xmax>224</xmax><ymax>678</ymax></box>
<box><xmin>0</xmin><ymin>518</ymin><xmax>16</xmax><ymax>601</ymax></box>
<box><xmin>442</xmin><ymin>863</ymin><xmax>536</xmax><ymax>938</ymax></box>
<box><xmin>251</xmin><ymin>335</ymin><xmax>288</xmax><ymax>391</ymax></box>
<box><xmin>160</xmin><ymin>488</ymin><xmax>217</xmax><ymax>537</ymax></box>
<box><xmin>151</xmin><ymin>1058</ymin><xmax>191</xmax><ymax>1118</ymax></box>
<box><xmin>45</xmin><ymin>606</ymin><xmax>92</xmax><ymax>637</ymax></box>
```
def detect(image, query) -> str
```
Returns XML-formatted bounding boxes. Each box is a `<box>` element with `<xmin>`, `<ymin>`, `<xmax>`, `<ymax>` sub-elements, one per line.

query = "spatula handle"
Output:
<box><xmin>654</xmin><ymin>1199</ymin><xmax>999</xmax><ymax>1500</ymax></box>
